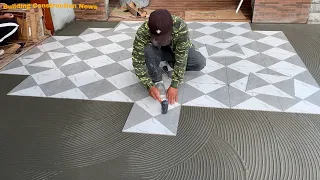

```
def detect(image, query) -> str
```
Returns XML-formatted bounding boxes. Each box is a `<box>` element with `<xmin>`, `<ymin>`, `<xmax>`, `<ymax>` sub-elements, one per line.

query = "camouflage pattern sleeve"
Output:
<box><xmin>131</xmin><ymin>22</ymin><xmax>154</xmax><ymax>90</ymax></box>
<box><xmin>170</xmin><ymin>17</ymin><xmax>191</xmax><ymax>88</ymax></box>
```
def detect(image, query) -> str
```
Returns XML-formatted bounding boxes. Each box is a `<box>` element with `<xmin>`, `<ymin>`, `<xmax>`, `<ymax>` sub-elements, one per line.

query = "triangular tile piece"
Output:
<box><xmin>277</xmin><ymin>97</ymin><xmax>301</xmax><ymax>111</ymax></box>
<box><xmin>8</xmin><ymin>85</ymin><xmax>46</xmax><ymax>97</ymax></box>
<box><xmin>80</xmin><ymin>29</ymin><xmax>95</xmax><ymax>36</ymax></box>
<box><xmin>294</xmin><ymin>71</ymin><xmax>319</xmax><ymax>88</ymax></box>
<box><xmin>53</xmin><ymin>55</ymin><xmax>75</xmax><ymax>67</ymax></box>
<box><xmin>247</xmin><ymin>84</ymin><xmax>293</xmax><ymax>98</ymax></box>
<box><xmin>243</xmin><ymin>41</ymin><xmax>260</xmax><ymax>51</ymax></box>
<box><xmin>278</xmin><ymin>42</ymin><xmax>296</xmax><ymax>53</ymax></box>
<box><xmin>31</xmin><ymin>53</ymin><xmax>52</xmax><ymax>64</ymax></box>
<box><xmin>123</xmin><ymin>118</ymin><xmax>175</xmax><ymax>135</ymax></box>
<box><xmin>256</xmin><ymin>41</ymin><xmax>273</xmax><ymax>52</ymax></box>
<box><xmin>246</xmin><ymin>54</ymin><xmax>265</xmax><ymax>67</ymax></box>
<box><xmin>93</xmin><ymin>90</ymin><xmax>133</xmax><ymax>102</ymax></box>
<box><xmin>154</xmin><ymin>106</ymin><xmax>181</xmax><ymax>134</ymax></box>
<box><xmin>285</xmin><ymin>100</ymin><xmax>320</xmax><ymax>114</ymax></box>
<box><xmin>50</xmin><ymin>88</ymin><xmax>88</xmax><ymax>100</ymax></box>
<box><xmin>123</xmin><ymin>103</ymin><xmax>153</xmax><ymax>130</ymax></box>
<box><xmin>9</xmin><ymin>76</ymin><xmax>38</xmax><ymax>94</ymax></box>
<box><xmin>206</xmin><ymin>44</ymin><xmax>223</xmax><ymax>56</ymax></box>
<box><xmin>1</xmin><ymin>59</ymin><xmax>23</xmax><ymax>71</ymax></box>
<box><xmin>180</xmin><ymin>83</ymin><xmax>204</xmax><ymax>104</ymax></box>
<box><xmin>61</xmin><ymin>56</ymin><xmax>82</xmax><ymax>66</ymax></box>
<box><xmin>255</xmin><ymin>73</ymin><xmax>291</xmax><ymax>84</ymax></box>
<box><xmin>28</xmin><ymin>60</ymin><xmax>57</xmax><ymax>69</ymax></box>
<box><xmin>53</xmin><ymin>36</ymin><xmax>74</xmax><ymax>41</ymax></box>
<box><xmin>225</xmin><ymin>57</ymin><xmax>242</xmax><ymax>66</ymax></box>
<box><xmin>294</xmin><ymin>79</ymin><xmax>320</xmax><ymax>99</ymax></box>
<box><xmin>226</xmin><ymin>43</ymin><xmax>244</xmax><ymax>55</ymax></box>
<box><xmin>191</xmin><ymin>31</ymin><xmax>206</xmax><ymax>39</ymax></box>
<box><xmin>246</xmin><ymin>73</ymin><xmax>270</xmax><ymax>91</ymax></box>
<box><xmin>226</xmin><ymin>67</ymin><xmax>247</xmax><ymax>84</ymax></box>
<box><xmin>19</xmin><ymin>53</ymin><xmax>43</xmax><ymax>65</ymax></box>
<box><xmin>209</xmin><ymin>57</ymin><xmax>225</xmax><ymax>65</ymax></box>
<box><xmin>305</xmin><ymin>91</ymin><xmax>320</xmax><ymax>108</ymax></box>
<box><xmin>184</xmin><ymin>95</ymin><xmax>229</xmax><ymax>108</ymax></box>
<box><xmin>256</xmin><ymin>68</ymin><xmax>269</xmax><ymax>74</ymax></box>
<box><xmin>24</xmin><ymin>66</ymin><xmax>52</xmax><ymax>75</ymax></box>
<box><xmin>49</xmin><ymin>48</ymin><xmax>72</xmax><ymax>54</ymax></box>
<box><xmin>114</xmin><ymin>23</ymin><xmax>130</xmax><ymax>31</ymax></box>
<box><xmin>273</xmin><ymin>78</ymin><xmax>295</xmax><ymax>97</ymax></box>
<box><xmin>48</xmin><ymin>52</ymin><xmax>73</xmax><ymax>59</ymax></box>
<box><xmin>207</xmin><ymin>85</ymin><xmax>230</xmax><ymax>107</ymax></box>
<box><xmin>284</xmin><ymin>55</ymin><xmax>306</xmax><ymax>68</ymax></box>
<box><xmin>229</xmin><ymin>86</ymin><xmax>253</xmax><ymax>107</ymax></box>
<box><xmin>233</xmin><ymin>97</ymin><xmax>281</xmax><ymax>111</ymax></box>
<box><xmin>261</xmin><ymin>54</ymin><xmax>280</xmax><ymax>67</ymax></box>
<box><xmin>266</xmin><ymin>68</ymin><xmax>287</xmax><ymax>76</ymax></box>
<box><xmin>255</xmin><ymin>94</ymin><xmax>283</xmax><ymax>111</ymax></box>
<box><xmin>0</xmin><ymin>66</ymin><xmax>29</xmax><ymax>75</ymax></box>
<box><xmin>208</xmin><ymin>67</ymin><xmax>228</xmax><ymax>84</ymax></box>
<box><xmin>272</xmin><ymin>32</ymin><xmax>288</xmax><ymax>41</ymax></box>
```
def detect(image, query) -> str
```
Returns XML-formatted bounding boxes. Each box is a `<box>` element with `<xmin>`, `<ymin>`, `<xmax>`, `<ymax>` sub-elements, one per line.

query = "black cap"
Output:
<box><xmin>148</xmin><ymin>9</ymin><xmax>173</xmax><ymax>46</ymax></box>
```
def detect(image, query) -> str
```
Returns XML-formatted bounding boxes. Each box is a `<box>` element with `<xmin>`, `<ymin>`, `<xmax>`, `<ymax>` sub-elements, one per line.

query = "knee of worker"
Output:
<box><xmin>193</xmin><ymin>55</ymin><xmax>206</xmax><ymax>71</ymax></box>
<box><xmin>144</xmin><ymin>44</ymin><xmax>155</xmax><ymax>56</ymax></box>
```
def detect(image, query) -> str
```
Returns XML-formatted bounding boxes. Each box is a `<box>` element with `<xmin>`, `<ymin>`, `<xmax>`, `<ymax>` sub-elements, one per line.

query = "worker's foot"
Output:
<box><xmin>0</xmin><ymin>49</ymin><xmax>4</xmax><ymax>56</ymax></box>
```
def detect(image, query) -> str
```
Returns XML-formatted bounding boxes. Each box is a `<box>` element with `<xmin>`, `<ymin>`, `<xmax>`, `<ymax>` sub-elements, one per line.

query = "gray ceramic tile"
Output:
<box><xmin>9</xmin><ymin>76</ymin><xmax>38</xmax><ymax>93</ymax></box>
<box><xmin>238</xmin><ymin>23</ymin><xmax>252</xmax><ymax>30</ymax></box>
<box><xmin>222</xmin><ymin>31</ymin><xmax>236</xmax><ymax>40</ymax></box>
<box><xmin>220</xmin><ymin>23</ymin><xmax>234</xmax><ymax>30</ymax></box>
<box><xmin>209</xmin><ymin>57</ymin><xmax>226</xmax><ymax>66</ymax></box>
<box><xmin>284</xmin><ymin>55</ymin><xmax>306</xmax><ymax>68</ymax></box>
<box><xmin>208</xmin><ymin>67</ymin><xmax>228</xmax><ymax>84</ymax></box>
<box><xmin>210</xmin><ymin>31</ymin><xmax>224</xmax><ymax>40</ymax></box>
<box><xmin>246</xmin><ymin>54</ymin><xmax>266</xmax><ymax>67</ymax></box>
<box><xmin>260</xmin><ymin>54</ymin><xmax>281</xmax><ymax>67</ymax></box>
<box><xmin>154</xmin><ymin>106</ymin><xmax>181</xmax><ymax>134</ymax></box>
<box><xmin>277</xmin><ymin>96</ymin><xmax>301</xmax><ymax>111</ymax></box>
<box><xmin>255</xmin><ymin>94</ymin><xmax>283</xmax><ymax>110</ymax></box>
<box><xmin>278</xmin><ymin>42</ymin><xmax>296</xmax><ymax>53</ymax></box>
<box><xmin>107</xmin><ymin>50</ymin><xmax>131</xmax><ymax>62</ymax></box>
<box><xmin>53</xmin><ymin>55</ymin><xmax>75</xmax><ymax>67</ymax></box>
<box><xmin>40</xmin><ymin>37</ymin><xmax>56</xmax><ymax>44</ymax></box>
<box><xmin>79</xmin><ymin>79</ymin><xmax>118</xmax><ymax>99</ymax></box>
<box><xmin>191</xmin><ymin>31</ymin><xmax>207</xmax><ymax>39</ymax></box>
<box><xmin>125</xmin><ymin>33</ymin><xmax>136</xmax><ymax>38</ymax></box>
<box><xmin>184</xmin><ymin>71</ymin><xmax>206</xmax><ymax>82</ymax></box>
<box><xmin>122</xmin><ymin>103</ymin><xmax>153</xmax><ymax>130</ymax></box>
<box><xmin>256</xmin><ymin>68</ymin><xmax>269</xmax><ymax>74</ymax></box>
<box><xmin>294</xmin><ymin>71</ymin><xmax>320</xmax><ymax>88</ymax></box>
<box><xmin>120</xmin><ymin>83</ymin><xmax>149</xmax><ymax>101</ymax></box>
<box><xmin>59</xmin><ymin>61</ymin><xmax>91</xmax><ymax>76</ymax></box>
<box><xmin>227</xmin><ymin>44</ymin><xmax>244</xmax><ymax>55</ymax></box>
<box><xmin>94</xmin><ymin>63</ymin><xmax>128</xmax><ymax>78</ymax></box>
<box><xmin>39</xmin><ymin>77</ymin><xmax>76</xmax><ymax>96</ymax></box>
<box><xmin>226</xmin><ymin>67</ymin><xmax>247</xmax><ymax>84</ymax></box>
<box><xmin>31</xmin><ymin>53</ymin><xmax>52</xmax><ymax>64</ymax></box>
<box><xmin>187</xmin><ymin>22</ymin><xmax>205</xmax><ymax>30</ymax></box>
<box><xmin>59</xmin><ymin>37</ymin><xmax>85</xmax><ymax>47</ymax></box>
<box><xmin>225</xmin><ymin>57</ymin><xmax>242</xmax><ymax>66</ymax></box>
<box><xmin>76</xmin><ymin>48</ymin><xmax>104</xmax><ymax>60</ymax></box>
<box><xmin>273</xmin><ymin>78</ymin><xmax>295</xmax><ymax>97</ymax></box>
<box><xmin>256</xmin><ymin>41</ymin><xmax>274</xmax><ymax>52</ymax></box>
<box><xmin>246</xmin><ymin>73</ymin><xmax>270</xmax><ymax>91</ymax></box>
<box><xmin>206</xmin><ymin>45</ymin><xmax>223</xmax><ymax>56</ymax></box>
<box><xmin>22</xmin><ymin>46</ymin><xmax>42</xmax><ymax>56</ymax></box>
<box><xmin>228</xmin><ymin>86</ymin><xmax>253</xmax><ymax>107</ymax></box>
<box><xmin>1</xmin><ymin>59</ymin><xmax>23</xmax><ymax>70</ymax></box>
<box><xmin>49</xmin><ymin>48</ymin><xmax>73</xmax><ymax>54</ymax></box>
<box><xmin>116</xmin><ymin>39</ymin><xmax>134</xmax><ymax>49</ymax></box>
<box><xmin>24</xmin><ymin>66</ymin><xmax>52</xmax><ymax>75</ymax></box>
<box><xmin>98</xmin><ymin>29</ymin><xmax>120</xmax><ymax>37</ymax></box>
<box><xmin>87</xmin><ymin>38</ymin><xmax>113</xmax><ymax>48</ymax></box>
<box><xmin>180</xmin><ymin>83</ymin><xmax>204</xmax><ymax>104</ymax></box>
<box><xmin>241</xmin><ymin>31</ymin><xmax>267</xmax><ymax>40</ymax></box>
<box><xmin>79</xmin><ymin>28</ymin><xmax>95</xmax><ymax>36</ymax></box>
<box><xmin>305</xmin><ymin>91</ymin><xmax>320</xmax><ymax>107</ymax></box>
<box><xmin>272</xmin><ymin>32</ymin><xmax>288</xmax><ymax>41</ymax></box>
<box><xmin>242</xmin><ymin>41</ymin><xmax>261</xmax><ymax>52</ymax></box>
<box><xmin>207</xmin><ymin>85</ymin><xmax>231</xmax><ymax>107</ymax></box>
<box><xmin>191</xmin><ymin>40</ymin><xmax>205</xmax><ymax>49</ymax></box>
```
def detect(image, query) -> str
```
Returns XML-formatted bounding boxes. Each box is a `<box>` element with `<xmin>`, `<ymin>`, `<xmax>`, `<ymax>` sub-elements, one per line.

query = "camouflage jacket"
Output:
<box><xmin>132</xmin><ymin>15</ymin><xmax>193</xmax><ymax>89</ymax></box>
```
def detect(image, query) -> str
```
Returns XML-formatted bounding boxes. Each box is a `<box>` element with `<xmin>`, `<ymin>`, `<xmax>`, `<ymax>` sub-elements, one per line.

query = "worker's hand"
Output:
<box><xmin>2</xmin><ymin>13</ymin><xmax>14</xmax><ymax>19</ymax></box>
<box><xmin>149</xmin><ymin>86</ymin><xmax>161</xmax><ymax>102</ymax></box>
<box><xmin>167</xmin><ymin>87</ymin><xmax>178</xmax><ymax>105</ymax></box>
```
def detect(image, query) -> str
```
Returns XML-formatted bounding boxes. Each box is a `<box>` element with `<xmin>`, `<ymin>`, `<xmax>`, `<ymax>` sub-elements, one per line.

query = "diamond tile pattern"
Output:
<box><xmin>1</xmin><ymin>23</ymin><xmax>320</xmax><ymax>136</ymax></box>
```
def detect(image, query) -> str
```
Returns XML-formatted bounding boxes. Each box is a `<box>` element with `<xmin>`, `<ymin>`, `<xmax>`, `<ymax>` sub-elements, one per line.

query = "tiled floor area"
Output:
<box><xmin>1</xmin><ymin>21</ymin><xmax>320</xmax><ymax>136</ymax></box>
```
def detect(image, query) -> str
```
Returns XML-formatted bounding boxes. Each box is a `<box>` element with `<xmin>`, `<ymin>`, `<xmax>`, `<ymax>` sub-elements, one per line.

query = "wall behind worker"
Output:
<box><xmin>48</xmin><ymin>0</ymin><xmax>75</xmax><ymax>31</ymax></box>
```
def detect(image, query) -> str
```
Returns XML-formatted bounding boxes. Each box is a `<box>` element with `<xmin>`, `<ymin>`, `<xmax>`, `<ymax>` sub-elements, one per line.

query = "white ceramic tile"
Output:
<box><xmin>294</xmin><ymin>79</ymin><xmax>320</xmax><ymax>99</ymax></box>
<box><xmin>268</xmin><ymin>61</ymin><xmax>307</xmax><ymax>77</ymax></box>
<box><xmin>187</xmin><ymin>81</ymin><xmax>225</xmax><ymax>94</ymax></box>
<box><xmin>61</xmin><ymin>56</ymin><xmax>83</xmax><ymax>66</ymax></box>
<box><xmin>83</xmin><ymin>55</ymin><xmax>115</xmax><ymax>69</ymax></box>
<box><xmin>229</xmin><ymin>77</ymin><xmax>258</xmax><ymax>96</ymax></box>
<box><xmin>68</xmin><ymin>69</ymin><xmax>104</xmax><ymax>87</ymax></box>
<box><xmin>188</xmin><ymin>74</ymin><xmax>225</xmax><ymax>85</ymax></box>
<box><xmin>114</xmin><ymin>23</ymin><xmax>130</xmax><ymax>31</ymax></box>
<box><xmin>197</xmin><ymin>46</ymin><xmax>209</xmax><ymax>58</ymax></box>
<box><xmin>255</xmin><ymin>31</ymin><xmax>280</xmax><ymax>36</ymax></box>
<box><xmin>224</xmin><ymin>22</ymin><xmax>247</xmax><ymax>26</ymax></box>
<box><xmin>106</xmin><ymin>71</ymin><xmax>139</xmax><ymax>89</ymax></box>
<box><xmin>194</xmin><ymin>26</ymin><xmax>220</xmax><ymax>34</ymax></box>
<box><xmin>127</xmin><ymin>47</ymin><xmax>133</xmax><ymax>52</ymax></box>
<box><xmin>228</xmin><ymin>60</ymin><xmax>265</xmax><ymax>75</ymax></box>
<box><xmin>225</xmin><ymin>36</ymin><xmax>254</xmax><ymax>46</ymax></box>
<box><xmin>193</xmin><ymin>35</ymin><xmax>222</xmax><ymax>46</ymax></box>
<box><xmin>19</xmin><ymin>53</ymin><xmax>43</xmax><ymax>65</ymax></box>
<box><xmin>258</xmin><ymin>36</ymin><xmax>288</xmax><ymax>47</ymax></box>
<box><xmin>199</xmin><ymin>22</ymin><xmax>220</xmax><ymax>25</ymax></box>
<box><xmin>201</xmin><ymin>59</ymin><xmax>225</xmax><ymax>73</ymax></box>
<box><xmin>90</xmin><ymin>28</ymin><xmax>111</xmax><ymax>32</ymax></box>
<box><xmin>247</xmin><ymin>84</ymin><xmax>293</xmax><ymax>98</ymax></box>
<box><xmin>255</xmin><ymin>73</ymin><xmax>291</xmax><ymax>84</ymax></box>
<box><xmin>79</xmin><ymin>32</ymin><xmax>104</xmax><ymax>42</ymax></box>
<box><xmin>93</xmin><ymin>90</ymin><xmax>133</xmax><ymax>102</ymax></box>
<box><xmin>48</xmin><ymin>52</ymin><xmax>73</xmax><ymax>59</ymax></box>
<box><xmin>136</xmin><ymin>96</ymin><xmax>180</xmax><ymax>117</ymax></box>
<box><xmin>53</xmin><ymin>36</ymin><xmax>75</xmax><ymax>41</ymax></box>
<box><xmin>262</xmin><ymin>47</ymin><xmax>296</xmax><ymax>60</ymax></box>
<box><xmin>38</xmin><ymin>41</ymin><xmax>64</xmax><ymax>52</ymax></box>
<box><xmin>211</xmin><ymin>42</ymin><xmax>234</xmax><ymax>49</ymax></box>
<box><xmin>96</xmin><ymin>43</ymin><xmax>125</xmax><ymax>54</ymax></box>
<box><xmin>131</xmin><ymin>25</ymin><xmax>140</xmax><ymax>30</ymax></box>
<box><xmin>285</xmin><ymin>100</ymin><xmax>320</xmax><ymax>114</ymax></box>
<box><xmin>123</xmin><ymin>118</ymin><xmax>175</xmax><ymax>136</ymax></box>
<box><xmin>118</xmin><ymin>58</ymin><xmax>134</xmax><ymax>70</ymax></box>
<box><xmin>211</xmin><ymin>49</ymin><xmax>240</xmax><ymax>57</ymax></box>
<box><xmin>28</xmin><ymin>60</ymin><xmax>57</xmax><ymax>69</ymax></box>
<box><xmin>8</xmin><ymin>86</ymin><xmax>46</xmax><ymax>97</ymax></box>
<box><xmin>66</xmin><ymin>42</ymin><xmax>94</xmax><ymax>53</ymax></box>
<box><xmin>107</xmin><ymin>34</ymin><xmax>132</xmax><ymax>43</ymax></box>
<box><xmin>50</xmin><ymin>88</ymin><xmax>89</xmax><ymax>100</ymax></box>
<box><xmin>233</xmin><ymin>97</ymin><xmax>281</xmax><ymax>111</ymax></box>
<box><xmin>184</xmin><ymin>95</ymin><xmax>229</xmax><ymax>108</ymax></box>
<box><xmin>237</xmin><ymin>47</ymin><xmax>260</xmax><ymax>59</ymax></box>
<box><xmin>0</xmin><ymin>66</ymin><xmax>29</xmax><ymax>75</ymax></box>
<box><xmin>224</xmin><ymin>26</ymin><xmax>250</xmax><ymax>35</ymax></box>
<box><xmin>31</xmin><ymin>69</ymin><xmax>65</xmax><ymax>85</ymax></box>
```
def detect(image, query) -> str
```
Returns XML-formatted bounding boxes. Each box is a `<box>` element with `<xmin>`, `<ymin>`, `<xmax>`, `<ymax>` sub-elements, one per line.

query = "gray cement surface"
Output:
<box><xmin>1</xmin><ymin>23</ymin><xmax>320</xmax><ymax>179</ymax></box>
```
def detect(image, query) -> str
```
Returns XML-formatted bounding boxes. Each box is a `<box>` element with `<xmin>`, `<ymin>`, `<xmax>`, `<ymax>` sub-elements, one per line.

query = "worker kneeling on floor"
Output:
<box><xmin>132</xmin><ymin>9</ymin><xmax>206</xmax><ymax>110</ymax></box>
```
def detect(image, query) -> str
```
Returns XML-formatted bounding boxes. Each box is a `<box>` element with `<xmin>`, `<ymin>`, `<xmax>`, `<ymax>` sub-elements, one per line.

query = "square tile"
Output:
<box><xmin>120</xmin><ymin>83</ymin><xmax>149</xmax><ymax>101</ymax></box>
<box><xmin>136</xmin><ymin>96</ymin><xmax>180</xmax><ymax>117</ymax></box>
<box><xmin>66</xmin><ymin>42</ymin><xmax>94</xmax><ymax>53</ymax></box>
<box><xmin>118</xmin><ymin>58</ymin><xmax>134</xmax><ymax>70</ymax></box>
<box><xmin>94</xmin><ymin>63</ymin><xmax>128</xmax><ymax>78</ymax></box>
<box><xmin>106</xmin><ymin>71</ymin><xmax>139</xmax><ymax>89</ymax></box>
<box><xmin>79</xmin><ymin>32</ymin><xmax>105</xmax><ymax>42</ymax></box>
<box><xmin>258</xmin><ymin>36</ymin><xmax>288</xmax><ymax>47</ymax></box>
<box><xmin>31</xmin><ymin>69</ymin><xmax>66</xmax><ymax>85</ymax></box>
<box><xmin>59</xmin><ymin>61</ymin><xmax>92</xmax><ymax>76</ymax></box>
<box><xmin>76</xmin><ymin>48</ymin><xmax>105</xmax><ymax>60</ymax></box>
<box><xmin>268</xmin><ymin>61</ymin><xmax>307</xmax><ymax>77</ymax></box>
<box><xmin>58</xmin><ymin>37</ymin><xmax>85</xmax><ymax>47</ymax></box>
<box><xmin>87</xmin><ymin>38</ymin><xmax>113</xmax><ymax>48</ymax></box>
<box><xmin>50</xmin><ymin>88</ymin><xmax>89</xmax><ymax>100</ymax></box>
<box><xmin>228</xmin><ymin>60</ymin><xmax>265</xmax><ymax>76</ymax></box>
<box><xmin>96</xmin><ymin>43</ymin><xmax>125</xmax><ymax>54</ymax></box>
<box><xmin>262</xmin><ymin>48</ymin><xmax>296</xmax><ymax>60</ymax></box>
<box><xmin>106</xmin><ymin>33</ymin><xmax>132</xmax><ymax>43</ymax></box>
<box><xmin>39</xmin><ymin>77</ymin><xmax>77</xmax><ymax>96</ymax></box>
<box><xmin>83</xmin><ymin>55</ymin><xmax>115</xmax><ymax>69</ymax></box>
<box><xmin>68</xmin><ymin>69</ymin><xmax>104</xmax><ymax>87</ymax></box>
<box><xmin>79</xmin><ymin>79</ymin><xmax>118</xmax><ymax>99</ymax></box>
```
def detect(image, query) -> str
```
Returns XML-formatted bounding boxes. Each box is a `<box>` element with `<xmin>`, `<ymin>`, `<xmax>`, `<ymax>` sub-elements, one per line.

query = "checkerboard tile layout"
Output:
<box><xmin>1</xmin><ymin>22</ymin><xmax>320</xmax><ymax>136</ymax></box>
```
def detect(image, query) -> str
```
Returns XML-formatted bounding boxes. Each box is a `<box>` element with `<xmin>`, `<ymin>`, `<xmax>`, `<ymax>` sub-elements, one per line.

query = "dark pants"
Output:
<box><xmin>144</xmin><ymin>44</ymin><xmax>206</xmax><ymax>83</ymax></box>
<box><xmin>0</xmin><ymin>19</ymin><xmax>19</xmax><ymax>46</ymax></box>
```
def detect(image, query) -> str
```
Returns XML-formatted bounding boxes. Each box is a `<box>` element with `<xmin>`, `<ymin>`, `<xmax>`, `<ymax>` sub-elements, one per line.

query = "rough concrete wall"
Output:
<box><xmin>309</xmin><ymin>0</ymin><xmax>320</xmax><ymax>24</ymax></box>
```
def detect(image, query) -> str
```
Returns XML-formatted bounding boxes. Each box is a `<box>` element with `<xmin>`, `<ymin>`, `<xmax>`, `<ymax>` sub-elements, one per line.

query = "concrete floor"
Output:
<box><xmin>0</xmin><ymin>22</ymin><xmax>320</xmax><ymax>179</ymax></box>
